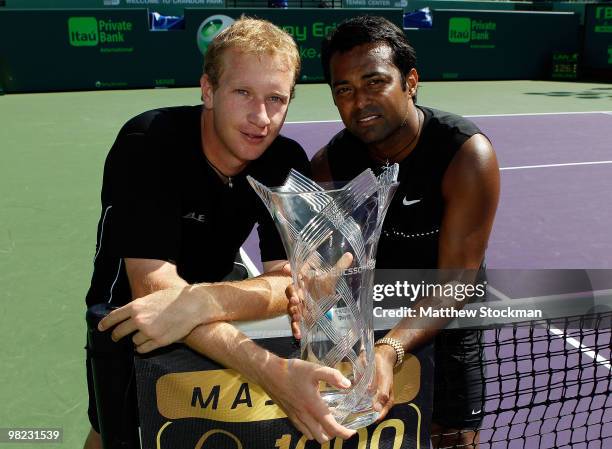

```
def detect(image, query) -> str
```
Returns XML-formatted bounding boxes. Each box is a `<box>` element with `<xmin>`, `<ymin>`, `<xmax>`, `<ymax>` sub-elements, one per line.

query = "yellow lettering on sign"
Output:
<box><xmin>194</xmin><ymin>429</ymin><xmax>243</xmax><ymax>449</ymax></box>
<box><xmin>156</xmin><ymin>370</ymin><xmax>286</xmax><ymax>422</ymax></box>
<box><xmin>370</xmin><ymin>419</ymin><xmax>405</xmax><ymax>449</ymax></box>
<box><xmin>334</xmin><ymin>428</ymin><xmax>368</xmax><ymax>449</ymax></box>
<box><xmin>156</xmin><ymin>354</ymin><xmax>420</xmax><ymax>422</ymax></box>
<box><xmin>275</xmin><ymin>434</ymin><xmax>292</xmax><ymax>449</ymax></box>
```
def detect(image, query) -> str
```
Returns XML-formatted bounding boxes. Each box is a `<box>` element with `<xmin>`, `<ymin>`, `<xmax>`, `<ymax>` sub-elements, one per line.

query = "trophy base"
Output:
<box><xmin>322</xmin><ymin>391</ymin><xmax>381</xmax><ymax>430</ymax></box>
<box><xmin>342</xmin><ymin>409</ymin><xmax>381</xmax><ymax>430</ymax></box>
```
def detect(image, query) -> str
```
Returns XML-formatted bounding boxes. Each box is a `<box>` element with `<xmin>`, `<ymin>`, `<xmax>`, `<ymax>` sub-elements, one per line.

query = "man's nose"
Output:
<box><xmin>354</xmin><ymin>88</ymin><xmax>371</xmax><ymax>110</ymax></box>
<box><xmin>248</xmin><ymin>100</ymin><xmax>271</xmax><ymax>128</ymax></box>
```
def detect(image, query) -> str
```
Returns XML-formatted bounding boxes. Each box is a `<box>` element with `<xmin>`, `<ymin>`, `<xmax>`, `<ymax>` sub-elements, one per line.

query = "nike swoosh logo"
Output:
<box><xmin>471</xmin><ymin>409</ymin><xmax>482</xmax><ymax>415</ymax></box>
<box><xmin>402</xmin><ymin>197</ymin><xmax>422</xmax><ymax>206</ymax></box>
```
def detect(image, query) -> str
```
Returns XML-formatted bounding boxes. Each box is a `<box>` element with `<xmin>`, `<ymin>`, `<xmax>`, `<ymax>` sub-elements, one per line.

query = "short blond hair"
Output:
<box><xmin>204</xmin><ymin>17</ymin><xmax>301</xmax><ymax>97</ymax></box>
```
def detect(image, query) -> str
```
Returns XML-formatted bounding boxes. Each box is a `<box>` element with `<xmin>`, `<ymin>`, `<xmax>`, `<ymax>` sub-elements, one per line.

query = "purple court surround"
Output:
<box><xmin>243</xmin><ymin>112</ymin><xmax>612</xmax><ymax>272</ymax></box>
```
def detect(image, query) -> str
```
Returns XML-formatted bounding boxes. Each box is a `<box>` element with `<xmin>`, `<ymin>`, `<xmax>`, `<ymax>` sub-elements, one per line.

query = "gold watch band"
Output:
<box><xmin>374</xmin><ymin>337</ymin><xmax>405</xmax><ymax>368</ymax></box>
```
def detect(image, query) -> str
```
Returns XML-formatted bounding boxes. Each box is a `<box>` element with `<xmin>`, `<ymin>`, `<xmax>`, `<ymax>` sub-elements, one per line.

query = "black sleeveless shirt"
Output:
<box><xmin>326</xmin><ymin>106</ymin><xmax>482</xmax><ymax>269</ymax></box>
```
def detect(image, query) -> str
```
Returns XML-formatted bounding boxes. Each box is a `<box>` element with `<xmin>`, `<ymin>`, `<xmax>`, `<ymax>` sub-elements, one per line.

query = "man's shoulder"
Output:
<box><xmin>119</xmin><ymin>105</ymin><xmax>201</xmax><ymax>137</ymax></box>
<box><xmin>107</xmin><ymin>106</ymin><xmax>200</xmax><ymax>168</ymax></box>
<box><xmin>421</xmin><ymin>106</ymin><xmax>481</xmax><ymax>136</ymax></box>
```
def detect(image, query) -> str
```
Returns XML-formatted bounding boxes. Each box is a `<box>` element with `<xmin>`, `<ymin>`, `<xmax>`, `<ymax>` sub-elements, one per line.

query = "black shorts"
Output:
<box><xmin>86</xmin><ymin>352</ymin><xmax>101</xmax><ymax>433</ymax></box>
<box><xmin>432</xmin><ymin>329</ymin><xmax>485</xmax><ymax>429</ymax></box>
<box><xmin>85</xmin><ymin>340</ymin><xmax>139</xmax><ymax>434</ymax></box>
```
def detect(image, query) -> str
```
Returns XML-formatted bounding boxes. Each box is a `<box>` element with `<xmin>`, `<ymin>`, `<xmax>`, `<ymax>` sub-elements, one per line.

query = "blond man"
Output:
<box><xmin>86</xmin><ymin>18</ymin><xmax>355</xmax><ymax>449</ymax></box>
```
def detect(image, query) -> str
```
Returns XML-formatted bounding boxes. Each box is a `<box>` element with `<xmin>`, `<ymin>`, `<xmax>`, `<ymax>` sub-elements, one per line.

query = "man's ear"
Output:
<box><xmin>406</xmin><ymin>68</ymin><xmax>419</xmax><ymax>99</ymax></box>
<box><xmin>200</xmin><ymin>74</ymin><xmax>214</xmax><ymax>109</ymax></box>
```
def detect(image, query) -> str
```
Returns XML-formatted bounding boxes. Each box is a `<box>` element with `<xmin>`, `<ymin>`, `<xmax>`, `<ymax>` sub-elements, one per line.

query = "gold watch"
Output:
<box><xmin>374</xmin><ymin>337</ymin><xmax>405</xmax><ymax>368</ymax></box>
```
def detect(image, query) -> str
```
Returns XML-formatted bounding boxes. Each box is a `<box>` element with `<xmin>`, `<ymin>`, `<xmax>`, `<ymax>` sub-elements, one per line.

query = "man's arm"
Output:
<box><xmin>379</xmin><ymin>134</ymin><xmax>499</xmax><ymax>353</ymax></box>
<box><xmin>438</xmin><ymin>134</ymin><xmax>500</xmax><ymax>269</ymax></box>
<box><xmin>125</xmin><ymin>258</ymin><xmax>189</xmax><ymax>297</ymax></box>
<box><xmin>104</xmin><ymin>258</ymin><xmax>355</xmax><ymax>443</ymax></box>
<box><xmin>100</xmin><ymin>258</ymin><xmax>294</xmax><ymax>350</ymax></box>
<box><xmin>103</xmin><ymin>258</ymin><xmax>188</xmax><ymax>344</ymax></box>
<box><xmin>373</xmin><ymin>135</ymin><xmax>499</xmax><ymax>418</ymax></box>
<box><xmin>184</xmin><ymin>322</ymin><xmax>356</xmax><ymax>443</ymax></box>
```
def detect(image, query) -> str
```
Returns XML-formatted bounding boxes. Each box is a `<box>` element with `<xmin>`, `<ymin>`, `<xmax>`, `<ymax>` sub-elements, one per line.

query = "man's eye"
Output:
<box><xmin>369</xmin><ymin>79</ymin><xmax>385</xmax><ymax>85</ymax></box>
<box><xmin>268</xmin><ymin>96</ymin><xmax>284</xmax><ymax>103</ymax></box>
<box><xmin>236</xmin><ymin>89</ymin><xmax>249</xmax><ymax>96</ymax></box>
<box><xmin>335</xmin><ymin>87</ymin><xmax>350</xmax><ymax>96</ymax></box>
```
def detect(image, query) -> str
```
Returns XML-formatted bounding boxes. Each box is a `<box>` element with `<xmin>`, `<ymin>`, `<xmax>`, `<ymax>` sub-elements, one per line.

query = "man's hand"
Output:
<box><xmin>373</xmin><ymin>345</ymin><xmax>396</xmax><ymax>421</ymax></box>
<box><xmin>261</xmin><ymin>356</ymin><xmax>357</xmax><ymax>443</ymax></box>
<box><xmin>98</xmin><ymin>285</ymin><xmax>217</xmax><ymax>353</ymax></box>
<box><xmin>184</xmin><ymin>321</ymin><xmax>356</xmax><ymax>444</ymax></box>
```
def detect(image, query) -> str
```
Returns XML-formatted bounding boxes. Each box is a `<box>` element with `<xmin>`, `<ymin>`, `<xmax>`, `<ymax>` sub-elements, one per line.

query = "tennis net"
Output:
<box><xmin>433</xmin><ymin>310</ymin><xmax>611</xmax><ymax>449</ymax></box>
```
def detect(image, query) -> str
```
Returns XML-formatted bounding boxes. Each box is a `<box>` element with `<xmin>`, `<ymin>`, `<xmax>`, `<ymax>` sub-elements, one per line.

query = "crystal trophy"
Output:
<box><xmin>248</xmin><ymin>165</ymin><xmax>399</xmax><ymax>429</ymax></box>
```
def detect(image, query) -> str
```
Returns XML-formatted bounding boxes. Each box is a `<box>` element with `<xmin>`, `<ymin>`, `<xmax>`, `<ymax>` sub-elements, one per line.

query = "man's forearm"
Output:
<box><xmin>136</xmin><ymin>277</ymin><xmax>188</xmax><ymax>298</ymax></box>
<box><xmin>125</xmin><ymin>258</ymin><xmax>189</xmax><ymax>299</ymax></box>
<box><xmin>184</xmin><ymin>321</ymin><xmax>283</xmax><ymax>387</ymax></box>
<box><xmin>189</xmin><ymin>272</ymin><xmax>293</xmax><ymax>325</ymax></box>
<box><xmin>100</xmin><ymin>266</ymin><xmax>292</xmax><ymax>352</ymax></box>
<box><xmin>184</xmin><ymin>321</ymin><xmax>357</xmax><ymax>443</ymax></box>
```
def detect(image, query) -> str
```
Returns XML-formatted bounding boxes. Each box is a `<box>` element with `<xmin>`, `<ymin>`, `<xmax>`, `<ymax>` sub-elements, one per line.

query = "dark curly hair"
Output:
<box><xmin>321</xmin><ymin>15</ymin><xmax>417</xmax><ymax>89</ymax></box>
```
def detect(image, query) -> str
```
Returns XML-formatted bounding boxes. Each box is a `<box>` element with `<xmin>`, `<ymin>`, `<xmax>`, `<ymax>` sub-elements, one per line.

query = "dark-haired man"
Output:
<box><xmin>288</xmin><ymin>15</ymin><xmax>500</xmax><ymax>448</ymax></box>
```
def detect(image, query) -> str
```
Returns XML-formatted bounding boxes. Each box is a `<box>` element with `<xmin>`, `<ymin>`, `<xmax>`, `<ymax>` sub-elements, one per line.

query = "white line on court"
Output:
<box><xmin>239</xmin><ymin>247</ymin><xmax>261</xmax><ymax>277</ymax></box>
<box><xmin>487</xmin><ymin>285</ymin><xmax>512</xmax><ymax>301</ymax></box>
<box><xmin>549</xmin><ymin>325</ymin><xmax>612</xmax><ymax>371</ymax></box>
<box><xmin>286</xmin><ymin>118</ymin><xmax>341</xmax><ymax>124</ymax></box>
<box><xmin>286</xmin><ymin>111</ymin><xmax>612</xmax><ymax>124</ymax></box>
<box><xmin>465</xmin><ymin>111</ymin><xmax>612</xmax><ymax>118</ymax></box>
<box><xmin>475</xmin><ymin>283</ymin><xmax>612</xmax><ymax>371</ymax></box>
<box><xmin>500</xmin><ymin>160</ymin><xmax>612</xmax><ymax>171</ymax></box>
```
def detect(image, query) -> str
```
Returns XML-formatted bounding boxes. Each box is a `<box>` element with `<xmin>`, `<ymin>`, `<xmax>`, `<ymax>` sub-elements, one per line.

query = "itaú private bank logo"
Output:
<box><xmin>68</xmin><ymin>17</ymin><xmax>133</xmax><ymax>47</ymax></box>
<box><xmin>197</xmin><ymin>15</ymin><xmax>235</xmax><ymax>55</ymax></box>
<box><xmin>448</xmin><ymin>17</ymin><xmax>471</xmax><ymax>43</ymax></box>
<box><xmin>68</xmin><ymin>17</ymin><xmax>99</xmax><ymax>46</ymax></box>
<box><xmin>448</xmin><ymin>17</ymin><xmax>497</xmax><ymax>46</ymax></box>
